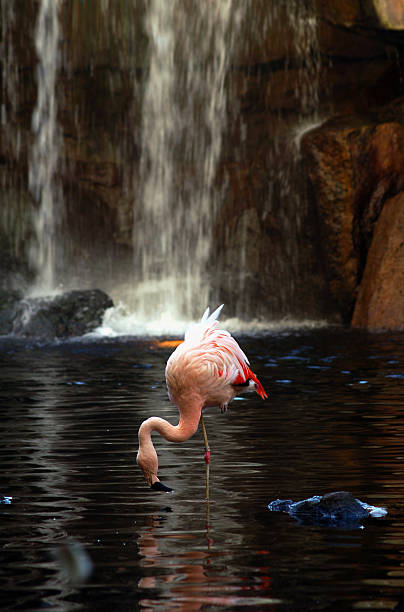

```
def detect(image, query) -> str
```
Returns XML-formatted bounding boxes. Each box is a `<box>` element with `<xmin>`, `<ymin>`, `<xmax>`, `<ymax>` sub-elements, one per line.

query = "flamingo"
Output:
<box><xmin>137</xmin><ymin>305</ymin><xmax>268</xmax><ymax>493</ymax></box>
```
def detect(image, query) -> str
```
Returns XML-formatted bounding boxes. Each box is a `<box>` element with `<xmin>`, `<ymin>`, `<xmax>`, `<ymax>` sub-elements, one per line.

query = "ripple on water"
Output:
<box><xmin>0</xmin><ymin>330</ymin><xmax>403</xmax><ymax>610</ymax></box>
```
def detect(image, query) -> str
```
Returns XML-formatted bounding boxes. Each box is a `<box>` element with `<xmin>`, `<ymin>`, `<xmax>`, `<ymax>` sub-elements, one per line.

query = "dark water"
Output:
<box><xmin>1</xmin><ymin>328</ymin><xmax>404</xmax><ymax>611</ymax></box>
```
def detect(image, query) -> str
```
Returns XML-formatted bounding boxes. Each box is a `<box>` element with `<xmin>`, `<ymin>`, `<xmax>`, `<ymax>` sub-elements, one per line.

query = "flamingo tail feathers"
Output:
<box><xmin>248</xmin><ymin>369</ymin><xmax>268</xmax><ymax>399</ymax></box>
<box><xmin>185</xmin><ymin>304</ymin><xmax>224</xmax><ymax>344</ymax></box>
<box><xmin>201</xmin><ymin>304</ymin><xmax>224</xmax><ymax>325</ymax></box>
<box><xmin>232</xmin><ymin>365</ymin><xmax>268</xmax><ymax>400</ymax></box>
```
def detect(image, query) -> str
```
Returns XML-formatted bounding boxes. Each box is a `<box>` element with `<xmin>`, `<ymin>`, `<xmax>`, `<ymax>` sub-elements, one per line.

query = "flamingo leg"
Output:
<box><xmin>200</xmin><ymin>414</ymin><xmax>210</xmax><ymax>463</ymax></box>
<box><xmin>200</xmin><ymin>414</ymin><xmax>210</xmax><ymax>504</ymax></box>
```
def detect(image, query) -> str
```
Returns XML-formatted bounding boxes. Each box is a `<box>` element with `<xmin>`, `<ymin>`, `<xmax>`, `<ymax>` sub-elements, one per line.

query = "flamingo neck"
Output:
<box><xmin>137</xmin><ymin>401</ymin><xmax>202</xmax><ymax>486</ymax></box>
<box><xmin>139</xmin><ymin>413</ymin><xmax>200</xmax><ymax>444</ymax></box>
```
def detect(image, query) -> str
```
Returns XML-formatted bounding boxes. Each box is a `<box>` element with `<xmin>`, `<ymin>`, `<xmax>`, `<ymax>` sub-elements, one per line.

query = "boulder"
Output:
<box><xmin>317</xmin><ymin>0</ymin><xmax>404</xmax><ymax>31</ymax></box>
<box><xmin>1</xmin><ymin>289</ymin><xmax>113</xmax><ymax>339</ymax></box>
<box><xmin>0</xmin><ymin>289</ymin><xmax>23</xmax><ymax>335</ymax></box>
<box><xmin>302</xmin><ymin>100</ymin><xmax>404</xmax><ymax>322</ymax></box>
<box><xmin>2</xmin><ymin>2</ymin><xmax>404</xmax><ymax>323</ymax></box>
<box><xmin>351</xmin><ymin>192</ymin><xmax>404</xmax><ymax>330</ymax></box>
<box><xmin>373</xmin><ymin>0</ymin><xmax>404</xmax><ymax>29</ymax></box>
<box><xmin>268</xmin><ymin>491</ymin><xmax>387</xmax><ymax>528</ymax></box>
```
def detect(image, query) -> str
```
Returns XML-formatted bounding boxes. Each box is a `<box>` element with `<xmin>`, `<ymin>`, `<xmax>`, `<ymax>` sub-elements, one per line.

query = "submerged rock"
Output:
<box><xmin>268</xmin><ymin>491</ymin><xmax>387</xmax><ymax>528</ymax></box>
<box><xmin>0</xmin><ymin>289</ymin><xmax>113</xmax><ymax>339</ymax></box>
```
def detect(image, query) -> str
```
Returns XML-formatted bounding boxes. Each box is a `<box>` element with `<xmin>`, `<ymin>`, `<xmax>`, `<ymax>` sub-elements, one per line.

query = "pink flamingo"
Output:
<box><xmin>137</xmin><ymin>305</ymin><xmax>268</xmax><ymax>493</ymax></box>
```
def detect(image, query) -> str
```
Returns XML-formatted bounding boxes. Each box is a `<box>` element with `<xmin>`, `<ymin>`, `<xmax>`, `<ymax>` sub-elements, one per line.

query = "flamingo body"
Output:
<box><xmin>137</xmin><ymin>305</ymin><xmax>267</xmax><ymax>490</ymax></box>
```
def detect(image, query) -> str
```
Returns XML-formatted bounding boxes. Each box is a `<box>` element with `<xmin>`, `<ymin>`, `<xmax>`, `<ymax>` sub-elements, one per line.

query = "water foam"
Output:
<box><xmin>95</xmin><ymin>302</ymin><xmax>331</xmax><ymax>338</ymax></box>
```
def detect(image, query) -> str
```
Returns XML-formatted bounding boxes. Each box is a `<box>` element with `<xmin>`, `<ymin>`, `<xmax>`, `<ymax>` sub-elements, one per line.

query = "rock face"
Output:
<box><xmin>0</xmin><ymin>2</ymin><xmax>404</xmax><ymax>325</ymax></box>
<box><xmin>373</xmin><ymin>0</ymin><xmax>404</xmax><ymax>29</ymax></box>
<box><xmin>317</xmin><ymin>0</ymin><xmax>404</xmax><ymax>30</ymax></box>
<box><xmin>352</xmin><ymin>193</ymin><xmax>404</xmax><ymax>330</ymax></box>
<box><xmin>0</xmin><ymin>289</ymin><xmax>113</xmax><ymax>339</ymax></box>
<box><xmin>302</xmin><ymin>99</ymin><xmax>404</xmax><ymax>325</ymax></box>
<box><xmin>0</xmin><ymin>290</ymin><xmax>23</xmax><ymax>335</ymax></box>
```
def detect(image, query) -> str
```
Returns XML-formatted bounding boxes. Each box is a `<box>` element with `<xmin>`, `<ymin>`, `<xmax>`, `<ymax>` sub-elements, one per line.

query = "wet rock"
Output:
<box><xmin>373</xmin><ymin>0</ymin><xmax>404</xmax><ymax>29</ymax></box>
<box><xmin>268</xmin><ymin>491</ymin><xmax>387</xmax><ymax>528</ymax></box>
<box><xmin>0</xmin><ymin>289</ymin><xmax>23</xmax><ymax>335</ymax></box>
<box><xmin>6</xmin><ymin>289</ymin><xmax>113</xmax><ymax>339</ymax></box>
<box><xmin>352</xmin><ymin>192</ymin><xmax>404</xmax><ymax>330</ymax></box>
<box><xmin>1</xmin><ymin>2</ymin><xmax>404</xmax><ymax>324</ymax></box>
<box><xmin>302</xmin><ymin>100</ymin><xmax>404</xmax><ymax>322</ymax></box>
<box><xmin>318</xmin><ymin>0</ymin><xmax>404</xmax><ymax>31</ymax></box>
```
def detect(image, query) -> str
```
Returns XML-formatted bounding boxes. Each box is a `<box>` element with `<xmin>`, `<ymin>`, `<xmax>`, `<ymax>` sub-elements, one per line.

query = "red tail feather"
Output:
<box><xmin>233</xmin><ymin>366</ymin><xmax>268</xmax><ymax>399</ymax></box>
<box><xmin>248</xmin><ymin>369</ymin><xmax>268</xmax><ymax>399</ymax></box>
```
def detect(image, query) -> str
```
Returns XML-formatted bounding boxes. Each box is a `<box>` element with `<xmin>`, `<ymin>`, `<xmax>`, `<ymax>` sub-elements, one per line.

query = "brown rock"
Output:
<box><xmin>302</xmin><ymin>103</ymin><xmax>404</xmax><ymax>321</ymax></box>
<box><xmin>318</xmin><ymin>19</ymin><xmax>387</xmax><ymax>60</ymax></box>
<box><xmin>75</xmin><ymin>160</ymin><xmax>119</xmax><ymax>187</ymax></box>
<box><xmin>315</xmin><ymin>0</ymin><xmax>365</xmax><ymax>27</ymax></box>
<box><xmin>374</xmin><ymin>0</ymin><xmax>404</xmax><ymax>29</ymax></box>
<box><xmin>316</xmin><ymin>0</ymin><xmax>404</xmax><ymax>30</ymax></box>
<box><xmin>351</xmin><ymin>192</ymin><xmax>404</xmax><ymax>331</ymax></box>
<box><xmin>303</xmin><ymin>124</ymin><xmax>358</xmax><ymax>317</ymax></box>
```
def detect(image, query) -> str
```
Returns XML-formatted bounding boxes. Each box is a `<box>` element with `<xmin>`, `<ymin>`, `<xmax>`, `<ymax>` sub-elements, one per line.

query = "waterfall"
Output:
<box><xmin>96</xmin><ymin>0</ymin><xmax>324</xmax><ymax>334</ymax></box>
<box><xmin>0</xmin><ymin>1</ymin><xmax>327</xmax><ymax>335</ymax></box>
<box><xmin>130</xmin><ymin>1</ymin><xmax>245</xmax><ymax>324</ymax></box>
<box><xmin>267</xmin><ymin>1</ymin><xmax>322</xmax><ymax>316</ymax></box>
<box><xmin>28</xmin><ymin>0</ymin><xmax>62</xmax><ymax>295</ymax></box>
<box><xmin>226</xmin><ymin>1</ymin><xmax>323</xmax><ymax>320</ymax></box>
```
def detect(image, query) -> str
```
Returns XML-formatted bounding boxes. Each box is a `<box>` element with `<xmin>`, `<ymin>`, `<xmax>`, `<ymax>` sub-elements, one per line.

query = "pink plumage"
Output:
<box><xmin>166</xmin><ymin>304</ymin><xmax>268</xmax><ymax>410</ymax></box>
<box><xmin>137</xmin><ymin>305</ymin><xmax>268</xmax><ymax>491</ymax></box>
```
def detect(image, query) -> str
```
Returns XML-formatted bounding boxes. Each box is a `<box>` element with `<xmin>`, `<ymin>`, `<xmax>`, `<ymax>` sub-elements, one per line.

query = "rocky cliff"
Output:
<box><xmin>302</xmin><ymin>99</ymin><xmax>404</xmax><ymax>328</ymax></box>
<box><xmin>0</xmin><ymin>0</ymin><xmax>403</xmax><ymax>329</ymax></box>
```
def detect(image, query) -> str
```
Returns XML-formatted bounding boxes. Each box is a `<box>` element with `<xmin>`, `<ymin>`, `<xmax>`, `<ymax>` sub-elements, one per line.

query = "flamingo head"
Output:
<box><xmin>137</xmin><ymin>448</ymin><xmax>173</xmax><ymax>492</ymax></box>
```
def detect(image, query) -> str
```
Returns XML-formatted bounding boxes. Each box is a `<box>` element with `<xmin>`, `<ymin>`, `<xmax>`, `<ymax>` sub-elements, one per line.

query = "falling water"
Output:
<box><xmin>268</xmin><ymin>1</ymin><xmax>322</xmax><ymax>315</ymax></box>
<box><xmin>230</xmin><ymin>0</ymin><xmax>323</xmax><ymax>320</ymax></box>
<box><xmin>102</xmin><ymin>0</ymin><xmax>323</xmax><ymax>332</ymax></box>
<box><xmin>28</xmin><ymin>0</ymin><xmax>63</xmax><ymax>295</ymax></box>
<box><xmin>130</xmin><ymin>1</ymin><xmax>245</xmax><ymax>324</ymax></box>
<box><xmin>0</xmin><ymin>1</ymin><xmax>325</xmax><ymax>335</ymax></box>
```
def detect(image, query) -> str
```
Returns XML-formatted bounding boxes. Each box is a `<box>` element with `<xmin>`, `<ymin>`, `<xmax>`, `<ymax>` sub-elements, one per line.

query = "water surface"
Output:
<box><xmin>0</xmin><ymin>328</ymin><xmax>403</xmax><ymax>611</ymax></box>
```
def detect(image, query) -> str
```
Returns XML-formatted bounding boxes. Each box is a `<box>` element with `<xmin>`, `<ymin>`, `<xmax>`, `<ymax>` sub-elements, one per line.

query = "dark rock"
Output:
<box><xmin>0</xmin><ymin>289</ymin><xmax>23</xmax><ymax>335</ymax></box>
<box><xmin>290</xmin><ymin>492</ymin><xmax>369</xmax><ymax>525</ymax></box>
<box><xmin>7</xmin><ymin>289</ymin><xmax>113</xmax><ymax>339</ymax></box>
<box><xmin>268</xmin><ymin>491</ymin><xmax>386</xmax><ymax>528</ymax></box>
<box><xmin>2</xmin><ymin>2</ymin><xmax>404</xmax><ymax>323</ymax></box>
<box><xmin>317</xmin><ymin>0</ymin><xmax>404</xmax><ymax>32</ymax></box>
<box><xmin>266</xmin><ymin>499</ymin><xmax>293</xmax><ymax>513</ymax></box>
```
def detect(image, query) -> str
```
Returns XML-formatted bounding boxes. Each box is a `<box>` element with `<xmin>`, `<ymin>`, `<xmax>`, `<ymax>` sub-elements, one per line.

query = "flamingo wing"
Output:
<box><xmin>167</xmin><ymin>306</ymin><xmax>268</xmax><ymax>403</ymax></box>
<box><xmin>201</xmin><ymin>328</ymin><xmax>268</xmax><ymax>400</ymax></box>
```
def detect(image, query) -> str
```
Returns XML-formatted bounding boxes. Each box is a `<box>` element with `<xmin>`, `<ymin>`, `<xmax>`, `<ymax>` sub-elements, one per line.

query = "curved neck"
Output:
<box><xmin>137</xmin><ymin>403</ymin><xmax>202</xmax><ymax>487</ymax></box>
<box><xmin>139</xmin><ymin>411</ymin><xmax>200</xmax><ymax>445</ymax></box>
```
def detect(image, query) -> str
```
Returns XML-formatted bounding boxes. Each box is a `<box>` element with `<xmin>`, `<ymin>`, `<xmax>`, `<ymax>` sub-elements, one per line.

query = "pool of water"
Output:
<box><xmin>0</xmin><ymin>327</ymin><xmax>403</xmax><ymax>611</ymax></box>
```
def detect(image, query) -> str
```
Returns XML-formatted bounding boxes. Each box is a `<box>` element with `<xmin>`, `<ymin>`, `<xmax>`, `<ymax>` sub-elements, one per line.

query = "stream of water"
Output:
<box><xmin>132</xmin><ymin>0</ymin><xmax>245</xmax><ymax>321</ymax></box>
<box><xmin>1</xmin><ymin>327</ymin><xmax>403</xmax><ymax>611</ymax></box>
<box><xmin>29</xmin><ymin>0</ymin><xmax>63</xmax><ymax>295</ymax></box>
<box><xmin>0</xmin><ymin>1</ymin><xmax>326</xmax><ymax>326</ymax></box>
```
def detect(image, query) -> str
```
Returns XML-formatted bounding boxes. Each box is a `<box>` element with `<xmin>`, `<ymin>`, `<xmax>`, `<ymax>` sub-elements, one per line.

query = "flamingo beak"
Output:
<box><xmin>151</xmin><ymin>481</ymin><xmax>173</xmax><ymax>492</ymax></box>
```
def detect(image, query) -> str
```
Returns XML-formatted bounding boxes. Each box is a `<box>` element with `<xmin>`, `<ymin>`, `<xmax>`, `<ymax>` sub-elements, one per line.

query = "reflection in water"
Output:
<box><xmin>0</xmin><ymin>330</ymin><xmax>403</xmax><ymax>611</ymax></box>
<box><xmin>137</xmin><ymin>512</ymin><xmax>281</xmax><ymax>611</ymax></box>
<box><xmin>0</xmin><ymin>356</ymin><xmax>90</xmax><ymax>610</ymax></box>
<box><xmin>55</xmin><ymin>538</ymin><xmax>93</xmax><ymax>586</ymax></box>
